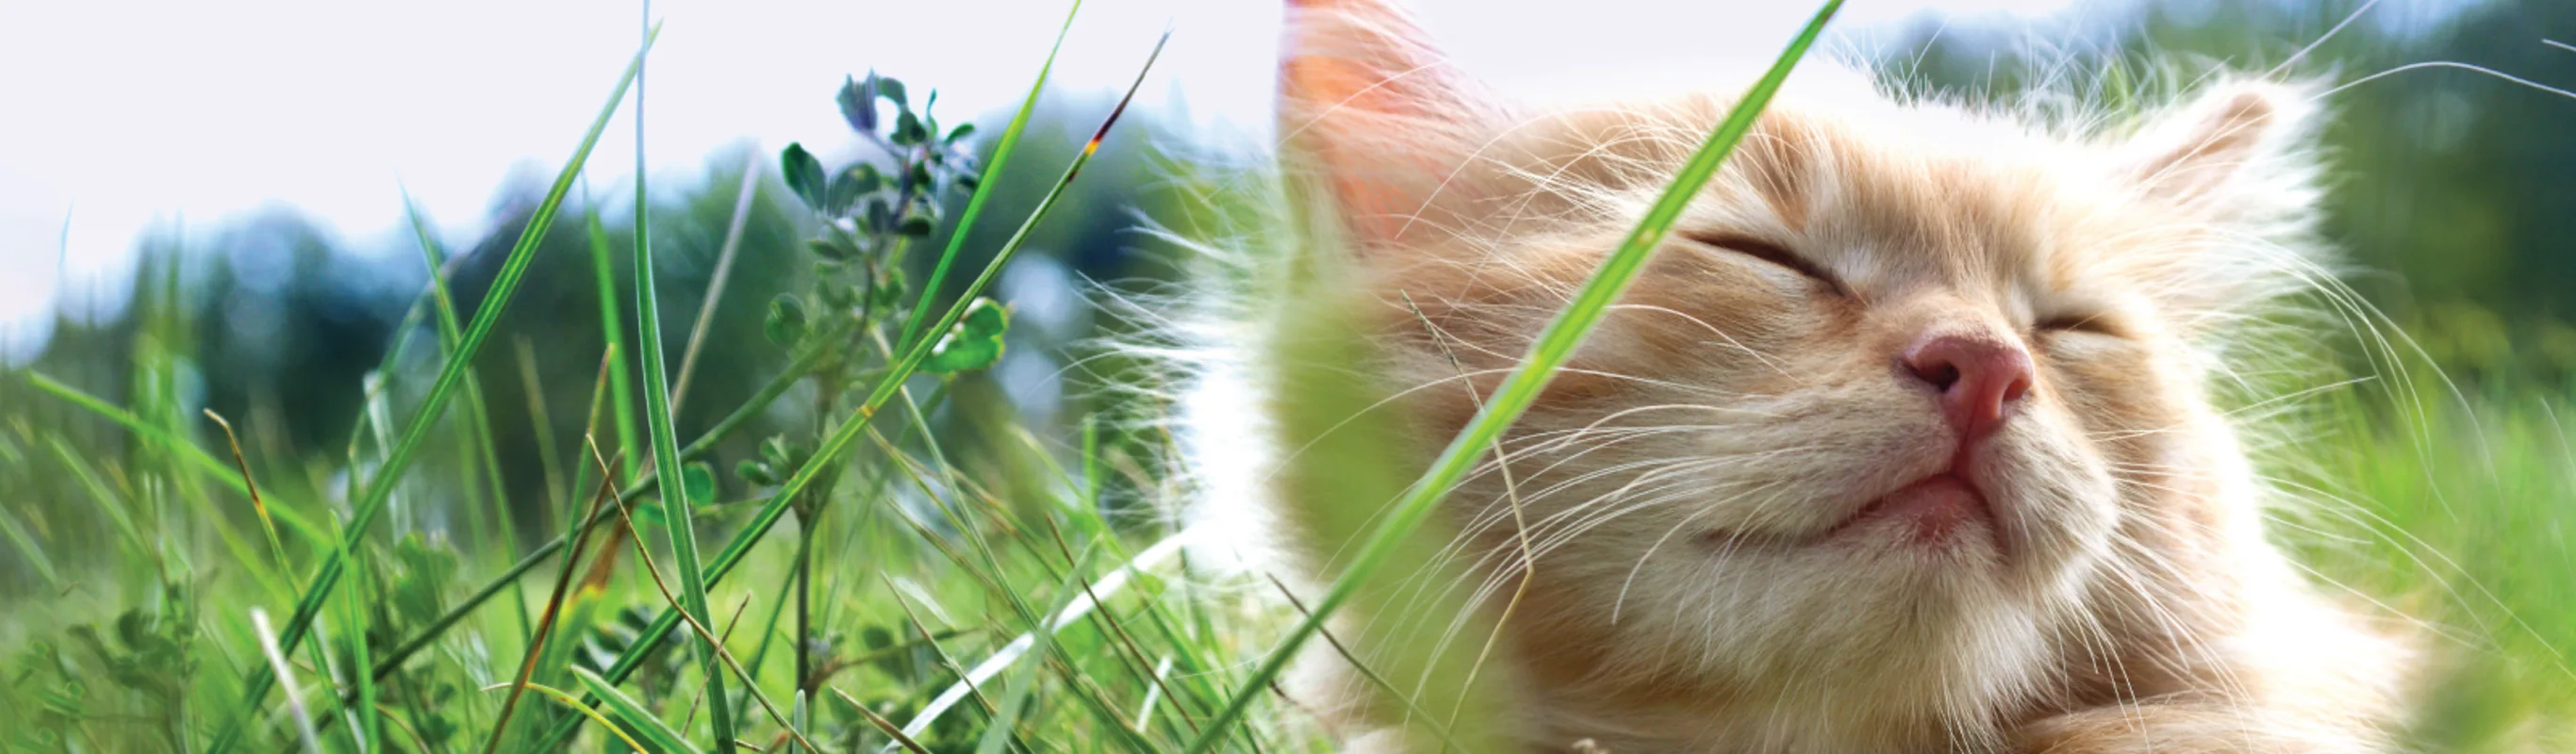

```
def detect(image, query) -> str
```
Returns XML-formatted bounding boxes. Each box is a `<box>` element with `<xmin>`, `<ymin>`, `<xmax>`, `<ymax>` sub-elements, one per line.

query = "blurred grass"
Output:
<box><xmin>1</xmin><ymin>3</ymin><xmax>2573</xmax><ymax>754</ymax></box>
<box><xmin>2283</xmin><ymin>375</ymin><xmax>2576</xmax><ymax>751</ymax></box>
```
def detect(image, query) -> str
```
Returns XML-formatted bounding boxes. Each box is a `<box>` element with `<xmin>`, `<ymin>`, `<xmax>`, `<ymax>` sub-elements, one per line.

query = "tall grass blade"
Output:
<box><xmin>249</xmin><ymin>609</ymin><xmax>324</xmax><ymax>754</ymax></box>
<box><xmin>1180</xmin><ymin>3</ymin><xmax>1843</xmax><ymax>748</ymax></box>
<box><xmin>204</xmin><ymin>411</ymin><xmax>291</xmax><ymax>580</ymax></box>
<box><xmin>25</xmin><ymin>373</ymin><xmax>322</xmax><ymax>544</ymax></box>
<box><xmin>330</xmin><ymin>502</ymin><xmax>383</xmax><ymax>752</ymax></box>
<box><xmin>972</xmin><ymin>546</ymin><xmax>1101</xmax><ymax>754</ymax></box>
<box><xmin>0</xmin><ymin>499</ymin><xmax>61</xmax><ymax>591</ymax></box>
<box><xmin>586</xmin><ymin>190</ymin><xmax>647</xmax><ymax>481</ymax></box>
<box><xmin>669</xmin><ymin>151</ymin><xmax>765</xmax><ymax>418</ymax></box>
<box><xmin>627</xmin><ymin>2</ymin><xmax>737</xmax><ymax>748</ymax></box>
<box><xmin>901</xmin><ymin>530</ymin><xmax>1191</xmax><ymax>742</ymax></box>
<box><xmin>478</xmin><ymin>449</ymin><xmax>621</xmax><ymax>754</ymax></box>
<box><xmin>603</xmin><ymin>484</ymin><xmax>825</xmax><ymax>754</ymax></box>
<box><xmin>497</xmin><ymin>680</ymin><xmax>663</xmax><ymax>754</ymax></box>
<box><xmin>205</xmin><ymin>27</ymin><xmax>661</xmax><ymax>754</ymax></box>
<box><xmin>401</xmin><ymin>192</ymin><xmax>524</xmax><ymax>566</ymax></box>
<box><xmin>574</xmin><ymin>668</ymin><xmax>707</xmax><ymax>754</ymax></box>
<box><xmin>892</xmin><ymin>0</ymin><xmax>1082</xmax><ymax>352</ymax></box>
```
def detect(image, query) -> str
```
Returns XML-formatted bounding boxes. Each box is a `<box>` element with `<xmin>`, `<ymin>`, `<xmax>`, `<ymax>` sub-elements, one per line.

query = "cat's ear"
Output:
<box><xmin>2106</xmin><ymin>80</ymin><xmax>2330</xmax><ymax>329</ymax></box>
<box><xmin>1280</xmin><ymin>0</ymin><xmax>1499</xmax><ymax>252</ymax></box>
<box><xmin>2115</xmin><ymin>79</ymin><xmax>2323</xmax><ymax>226</ymax></box>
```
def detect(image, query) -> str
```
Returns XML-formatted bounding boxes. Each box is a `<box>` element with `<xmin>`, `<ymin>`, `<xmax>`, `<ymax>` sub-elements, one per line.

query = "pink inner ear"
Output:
<box><xmin>1280</xmin><ymin>0</ymin><xmax>1476</xmax><ymax>248</ymax></box>
<box><xmin>2128</xmin><ymin>85</ymin><xmax>2292</xmax><ymax>208</ymax></box>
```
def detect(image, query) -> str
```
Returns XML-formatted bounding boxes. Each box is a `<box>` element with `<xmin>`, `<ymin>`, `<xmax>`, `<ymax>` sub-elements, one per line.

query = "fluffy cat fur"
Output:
<box><xmin>1175</xmin><ymin>0</ymin><xmax>2416</xmax><ymax>750</ymax></box>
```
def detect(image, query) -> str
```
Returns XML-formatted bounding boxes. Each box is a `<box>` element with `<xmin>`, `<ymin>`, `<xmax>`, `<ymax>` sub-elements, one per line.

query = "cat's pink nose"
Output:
<box><xmin>1901</xmin><ymin>333</ymin><xmax>2033</xmax><ymax>442</ymax></box>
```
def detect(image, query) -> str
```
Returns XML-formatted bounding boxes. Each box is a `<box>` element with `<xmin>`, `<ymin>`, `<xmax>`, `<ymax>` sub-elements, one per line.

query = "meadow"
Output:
<box><xmin>4</xmin><ymin>1</ymin><xmax>2575</xmax><ymax>752</ymax></box>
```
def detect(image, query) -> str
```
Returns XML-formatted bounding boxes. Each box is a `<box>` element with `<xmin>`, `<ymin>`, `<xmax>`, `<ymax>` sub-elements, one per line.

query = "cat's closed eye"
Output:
<box><xmin>1680</xmin><ymin>230</ymin><xmax>1848</xmax><ymax>297</ymax></box>
<box><xmin>2034</xmin><ymin>313</ymin><xmax>2119</xmax><ymax>336</ymax></box>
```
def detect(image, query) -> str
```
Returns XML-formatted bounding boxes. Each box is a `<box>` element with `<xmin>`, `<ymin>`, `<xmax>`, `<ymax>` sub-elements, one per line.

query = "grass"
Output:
<box><xmin>2</xmin><ymin>2</ymin><xmax>2573</xmax><ymax>752</ymax></box>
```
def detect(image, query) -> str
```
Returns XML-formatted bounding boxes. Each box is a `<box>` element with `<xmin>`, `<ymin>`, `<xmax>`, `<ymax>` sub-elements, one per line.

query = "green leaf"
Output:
<box><xmin>765</xmin><ymin>294</ymin><xmax>809</xmax><ymax>345</ymax></box>
<box><xmin>944</xmin><ymin>123</ymin><xmax>977</xmax><ymax>145</ymax></box>
<box><xmin>805</xmin><ymin>235</ymin><xmax>862</xmax><ymax>262</ymax></box>
<box><xmin>758</xmin><ymin>434</ymin><xmax>805</xmax><ymax>469</ymax></box>
<box><xmin>897</xmin><ymin>211</ymin><xmax>934</xmax><ymax>238</ymax></box>
<box><xmin>572</xmin><ymin>668</ymin><xmax>706</xmax><ymax>754</ymax></box>
<box><xmin>781</xmin><ymin>142</ymin><xmax>830</xmax><ymax>211</ymax></box>
<box><xmin>866</xmin><ymin>198</ymin><xmax>894</xmax><ymax>235</ymax></box>
<box><xmin>681</xmin><ymin>462</ymin><xmax>716</xmax><ymax>506</ymax></box>
<box><xmin>817</xmin><ymin>277</ymin><xmax>860</xmax><ymax>311</ymax></box>
<box><xmin>892</xmin><ymin>110</ymin><xmax>927</xmax><ymax>146</ymax></box>
<box><xmin>868</xmin><ymin>267</ymin><xmax>906</xmax><ymax>316</ymax></box>
<box><xmin>921</xmin><ymin>298</ymin><xmax>1008</xmax><ymax>374</ymax></box>
<box><xmin>735</xmin><ymin>459</ymin><xmax>775</xmax><ymax>486</ymax></box>
<box><xmin>827</xmin><ymin>163</ymin><xmax>882</xmax><ymax>214</ymax></box>
<box><xmin>874</xmin><ymin>75</ymin><xmax>907</xmax><ymax>108</ymax></box>
<box><xmin>836</xmin><ymin>74</ymin><xmax>877</xmax><ymax>133</ymax></box>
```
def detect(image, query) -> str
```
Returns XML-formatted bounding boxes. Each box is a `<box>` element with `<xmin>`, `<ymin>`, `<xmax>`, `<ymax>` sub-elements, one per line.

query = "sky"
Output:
<box><xmin>0</xmin><ymin>0</ymin><xmax>2134</xmax><ymax>364</ymax></box>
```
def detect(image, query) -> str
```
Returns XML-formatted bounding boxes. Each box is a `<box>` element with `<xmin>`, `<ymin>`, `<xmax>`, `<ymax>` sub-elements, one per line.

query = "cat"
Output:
<box><xmin>1176</xmin><ymin>0</ymin><xmax>2416</xmax><ymax>751</ymax></box>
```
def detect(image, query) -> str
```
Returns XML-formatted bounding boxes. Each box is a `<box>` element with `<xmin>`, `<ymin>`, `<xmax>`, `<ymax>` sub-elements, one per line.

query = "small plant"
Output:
<box><xmin>744</xmin><ymin>69</ymin><xmax>1013</xmax><ymax>729</ymax></box>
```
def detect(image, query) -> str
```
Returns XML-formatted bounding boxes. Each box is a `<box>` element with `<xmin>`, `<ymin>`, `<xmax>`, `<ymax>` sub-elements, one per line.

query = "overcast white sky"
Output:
<box><xmin>0</xmin><ymin>0</ymin><xmax>2122</xmax><ymax>363</ymax></box>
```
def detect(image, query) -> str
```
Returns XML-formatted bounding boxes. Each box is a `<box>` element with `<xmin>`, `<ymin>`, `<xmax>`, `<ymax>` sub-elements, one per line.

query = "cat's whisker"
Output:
<box><xmin>1611</xmin><ymin>478</ymin><xmax>1798</xmax><ymax>624</ymax></box>
<box><xmin>1601</xmin><ymin>302</ymin><xmax>1799</xmax><ymax>381</ymax></box>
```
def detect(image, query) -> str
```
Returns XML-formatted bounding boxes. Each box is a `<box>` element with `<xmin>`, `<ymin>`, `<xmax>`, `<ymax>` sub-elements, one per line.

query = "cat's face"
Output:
<box><xmin>1282</xmin><ymin>0</ymin><xmax>2321</xmax><ymax>713</ymax></box>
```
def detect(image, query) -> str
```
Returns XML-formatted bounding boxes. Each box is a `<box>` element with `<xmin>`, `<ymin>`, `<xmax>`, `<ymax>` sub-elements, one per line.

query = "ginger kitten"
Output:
<box><xmin>1188</xmin><ymin>0</ymin><xmax>2415</xmax><ymax>751</ymax></box>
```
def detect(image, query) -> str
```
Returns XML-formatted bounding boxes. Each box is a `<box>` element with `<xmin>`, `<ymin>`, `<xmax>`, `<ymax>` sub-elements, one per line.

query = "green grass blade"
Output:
<box><xmin>479</xmin><ymin>467</ymin><xmax>617</xmax><ymax>754</ymax></box>
<box><xmin>973</xmin><ymin>545</ymin><xmax>1100</xmax><ymax>754</ymax></box>
<box><xmin>25</xmin><ymin>376</ymin><xmax>304</xmax><ymax>600</ymax></box>
<box><xmin>892</xmin><ymin>0</ymin><xmax>1081</xmax><ymax>352</ymax></box>
<box><xmin>330</xmin><ymin>509</ymin><xmax>382</xmax><ymax>753</ymax></box>
<box><xmin>518</xmin><ymin>684</ymin><xmax>657</xmax><ymax>753</ymax></box>
<box><xmin>526</xmin><ymin>17</ymin><xmax>1164</xmax><ymax>750</ymax></box>
<box><xmin>47</xmin><ymin>435</ymin><xmax>153</xmax><ymax>559</ymax></box>
<box><xmin>1178</xmin><ymin>3</ymin><xmax>1843</xmax><ymax>749</ymax></box>
<box><xmin>903</xmin><ymin>531</ymin><xmax>1190</xmax><ymax>742</ymax></box>
<box><xmin>569</xmin><ymin>664</ymin><xmax>701</xmax><ymax>751</ymax></box>
<box><xmin>668</xmin><ymin>151</ymin><xmax>764</xmax><ymax>418</ymax></box>
<box><xmin>0</xmin><ymin>497</ymin><xmax>61</xmax><ymax>591</ymax></box>
<box><xmin>628</xmin><ymin>2</ymin><xmax>739</xmax><ymax>746</ymax></box>
<box><xmin>205</xmin><ymin>27</ymin><xmax>661</xmax><ymax>754</ymax></box>
<box><xmin>404</xmin><ymin>193</ymin><xmax>533</xmax><ymax>639</ymax></box>
<box><xmin>25</xmin><ymin>372</ymin><xmax>323</xmax><ymax>544</ymax></box>
<box><xmin>573</xmin><ymin>668</ymin><xmax>706</xmax><ymax>754</ymax></box>
<box><xmin>402</xmin><ymin>194</ymin><xmax>521</xmax><ymax>530</ymax></box>
<box><xmin>516</xmin><ymin>337</ymin><xmax>573</xmax><ymax>516</ymax></box>
<box><xmin>586</xmin><ymin>190</ymin><xmax>646</xmax><ymax>481</ymax></box>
